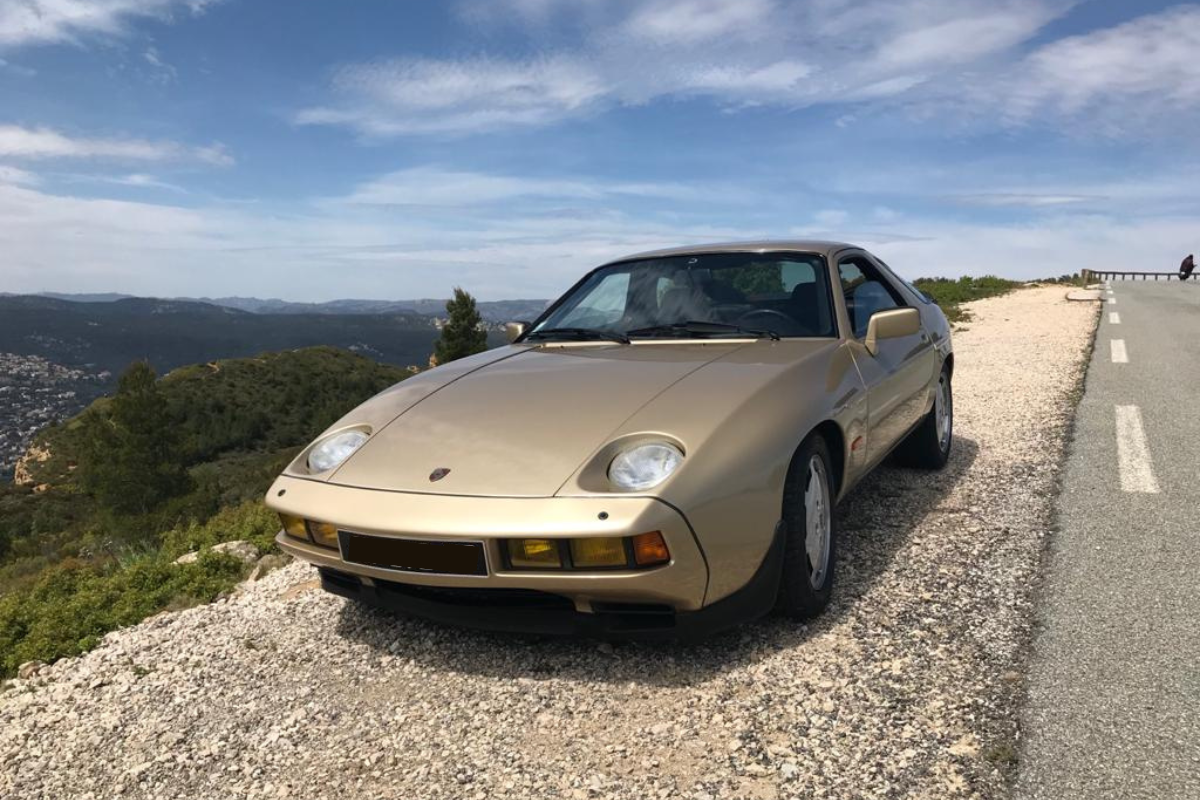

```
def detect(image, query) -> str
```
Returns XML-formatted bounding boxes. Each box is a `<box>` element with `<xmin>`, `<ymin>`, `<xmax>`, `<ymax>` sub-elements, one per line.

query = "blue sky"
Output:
<box><xmin>1</xmin><ymin>0</ymin><xmax>1198</xmax><ymax>301</ymax></box>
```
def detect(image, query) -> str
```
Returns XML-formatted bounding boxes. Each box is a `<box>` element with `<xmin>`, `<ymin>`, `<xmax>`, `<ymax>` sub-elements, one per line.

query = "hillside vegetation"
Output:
<box><xmin>911</xmin><ymin>275</ymin><xmax>1021</xmax><ymax>322</ymax></box>
<box><xmin>0</xmin><ymin>347</ymin><xmax>408</xmax><ymax>677</ymax></box>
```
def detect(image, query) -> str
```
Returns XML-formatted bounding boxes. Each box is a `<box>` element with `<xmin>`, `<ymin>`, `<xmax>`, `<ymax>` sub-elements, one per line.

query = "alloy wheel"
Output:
<box><xmin>804</xmin><ymin>455</ymin><xmax>831</xmax><ymax>590</ymax></box>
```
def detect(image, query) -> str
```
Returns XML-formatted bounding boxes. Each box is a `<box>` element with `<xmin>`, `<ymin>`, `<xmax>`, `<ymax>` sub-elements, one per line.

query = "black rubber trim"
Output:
<box><xmin>318</xmin><ymin>526</ymin><xmax>784</xmax><ymax>642</ymax></box>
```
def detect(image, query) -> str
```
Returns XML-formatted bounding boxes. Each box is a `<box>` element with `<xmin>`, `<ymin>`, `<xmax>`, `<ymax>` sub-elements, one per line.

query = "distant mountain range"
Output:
<box><xmin>0</xmin><ymin>294</ymin><xmax>506</xmax><ymax>378</ymax></box>
<box><xmin>19</xmin><ymin>292</ymin><xmax>550</xmax><ymax>323</ymax></box>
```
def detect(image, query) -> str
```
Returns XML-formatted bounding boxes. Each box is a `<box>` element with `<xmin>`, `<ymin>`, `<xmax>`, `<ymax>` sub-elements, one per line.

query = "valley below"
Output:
<box><xmin>0</xmin><ymin>293</ymin><xmax>532</xmax><ymax>479</ymax></box>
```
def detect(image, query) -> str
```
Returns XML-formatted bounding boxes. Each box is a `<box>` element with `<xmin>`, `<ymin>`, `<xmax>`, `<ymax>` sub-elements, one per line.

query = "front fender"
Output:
<box><xmin>557</xmin><ymin>339</ymin><xmax>867</xmax><ymax>604</ymax></box>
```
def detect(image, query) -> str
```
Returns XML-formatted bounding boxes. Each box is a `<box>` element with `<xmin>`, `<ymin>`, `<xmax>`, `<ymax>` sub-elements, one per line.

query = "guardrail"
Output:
<box><xmin>1083</xmin><ymin>269</ymin><xmax>1182</xmax><ymax>282</ymax></box>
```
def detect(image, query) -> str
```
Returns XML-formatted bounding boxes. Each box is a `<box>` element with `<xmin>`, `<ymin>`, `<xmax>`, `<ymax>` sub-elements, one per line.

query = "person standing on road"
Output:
<box><xmin>1181</xmin><ymin>254</ymin><xmax>1195</xmax><ymax>281</ymax></box>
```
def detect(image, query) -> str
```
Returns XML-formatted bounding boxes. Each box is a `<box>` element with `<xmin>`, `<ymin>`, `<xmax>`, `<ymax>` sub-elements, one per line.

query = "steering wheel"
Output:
<box><xmin>737</xmin><ymin>308</ymin><xmax>796</xmax><ymax>334</ymax></box>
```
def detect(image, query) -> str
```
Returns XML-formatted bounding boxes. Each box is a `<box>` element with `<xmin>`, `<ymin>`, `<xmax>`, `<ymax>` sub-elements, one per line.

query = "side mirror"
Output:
<box><xmin>864</xmin><ymin>307</ymin><xmax>920</xmax><ymax>355</ymax></box>
<box><xmin>505</xmin><ymin>321</ymin><xmax>530</xmax><ymax>343</ymax></box>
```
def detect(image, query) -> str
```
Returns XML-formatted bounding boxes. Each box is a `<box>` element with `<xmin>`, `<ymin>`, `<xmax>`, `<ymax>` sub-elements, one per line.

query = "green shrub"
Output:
<box><xmin>0</xmin><ymin>551</ymin><xmax>247</xmax><ymax>677</ymax></box>
<box><xmin>160</xmin><ymin>500</ymin><xmax>280</xmax><ymax>559</ymax></box>
<box><xmin>912</xmin><ymin>275</ymin><xmax>1020</xmax><ymax>322</ymax></box>
<box><xmin>0</xmin><ymin>345</ymin><xmax>407</xmax><ymax>677</ymax></box>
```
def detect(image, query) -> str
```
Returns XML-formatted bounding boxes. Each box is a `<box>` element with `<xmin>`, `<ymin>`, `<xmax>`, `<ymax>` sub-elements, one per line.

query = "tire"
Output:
<box><xmin>776</xmin><ymin>434</ymin><xmax>837</xmax><ymax>619</ymax></box>
<box><xmin>894</xmin><ymin>364</ymin><xmax>953</xmax><ymax>469</ymax></box>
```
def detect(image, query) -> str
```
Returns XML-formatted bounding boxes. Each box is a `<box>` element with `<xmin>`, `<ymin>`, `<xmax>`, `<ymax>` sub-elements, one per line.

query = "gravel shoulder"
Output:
<box><xmin>0</xmin><ymin>287</ymin><xmax>1097</xmax><ymax>800</ymax></box>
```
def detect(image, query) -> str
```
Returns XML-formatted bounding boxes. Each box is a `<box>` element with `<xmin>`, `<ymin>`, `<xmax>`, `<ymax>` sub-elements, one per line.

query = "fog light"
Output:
<box><xmin>507</xmin><ymin>539</ymin><xmax>562</xmax><ymax>569</ymax></box>
<box><xmin>632</xmin><ymin>531</ymin><xmax>670</xmax><ymax>566</ymax></box>
<box><xmin>307</xmin><ymin>520</ymin><xmax>339</xmax><ymax>549</ymax></box>
<box><xmin>570</xmin><ymin>537</ymin><xmax>628</xmax><ymax>568</ymax></box>
<box><xmin>280</xmin><ymin>513</ymin><xmax>308</xmax><ymax>541</ymax></box>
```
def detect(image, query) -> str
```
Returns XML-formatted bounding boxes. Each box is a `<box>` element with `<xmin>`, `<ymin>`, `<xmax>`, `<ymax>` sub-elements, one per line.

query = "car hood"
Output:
<box><xmin>325</xmin><ymin>343</ymin><xmax>747</xmax><ymax>497</ymax></box>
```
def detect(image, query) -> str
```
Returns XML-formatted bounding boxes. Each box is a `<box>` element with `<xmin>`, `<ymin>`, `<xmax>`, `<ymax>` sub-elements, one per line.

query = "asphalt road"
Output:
<box><xmin>1016</xmin><ymin>281</ymin><xmax>1200</xmax><ymax>799</ymax></box>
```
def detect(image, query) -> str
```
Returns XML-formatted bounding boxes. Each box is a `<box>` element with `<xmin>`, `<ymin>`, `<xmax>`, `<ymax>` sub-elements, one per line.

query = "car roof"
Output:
<box><xmin>602</xmin><ymin>240</ymin><xmax>859</xmax><ymax>265</ymax></box>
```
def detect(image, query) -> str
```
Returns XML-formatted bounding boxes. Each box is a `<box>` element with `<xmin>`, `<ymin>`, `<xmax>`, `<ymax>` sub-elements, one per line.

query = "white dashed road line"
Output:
<box><xmin>1108</xmin><ymin>297</ymin><xmax>1117</xmax><ymax>305</ymax></box>
<box><xmin>1110</xmin><ymin>339</ymin><xmax>1128</xmax><ymax>363</ymax></box>
<box><xmin>1110</xmin><ymin>312</ymin><xmax>1121</xmax><ymax>324</ymax></box>
<box><xmin>1115</xmin><ymin>405</ymin><xmax>1160</xmax><ymax>493</ymax></box>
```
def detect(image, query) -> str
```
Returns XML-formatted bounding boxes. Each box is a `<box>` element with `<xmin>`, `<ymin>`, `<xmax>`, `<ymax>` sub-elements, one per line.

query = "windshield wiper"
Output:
<box><xmin>525</xmin><ymin>327</ymin><xmax>631</xmax><ymax>344</ymax></box>
<box><xmin>627</xmin><ymin>320</ymin><xmax>781</xmax><ymax>341</ymax></box>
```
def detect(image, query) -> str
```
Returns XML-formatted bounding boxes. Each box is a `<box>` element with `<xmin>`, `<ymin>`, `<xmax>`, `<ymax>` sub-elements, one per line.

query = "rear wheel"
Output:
<box><xmin>895</xmin><ymin>364</ymin><xmax>953</xmax><ymax>469</ymax></box>
<box><xmin>776</xmin><ymin>435</ymin><xmax>836</xmax><ymax>619</ymax></box>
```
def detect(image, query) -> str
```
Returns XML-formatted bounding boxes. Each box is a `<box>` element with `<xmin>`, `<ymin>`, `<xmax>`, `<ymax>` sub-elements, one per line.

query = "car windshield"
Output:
<box><xmin>529</xmin><ymin>252</ymin><xmax>836</xmax><ymax>340</ymax></box>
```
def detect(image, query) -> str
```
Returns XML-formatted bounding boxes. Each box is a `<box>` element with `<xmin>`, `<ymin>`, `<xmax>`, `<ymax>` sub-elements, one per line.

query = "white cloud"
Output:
<box><xmin>873</xmin><ymin>214</ymin><xmax>1196</xmax><ymax>281</ymax></box>
<box><xmin>6</xmin><ymin>173</ymin><xmax>1196</xmax><ymax>302</ymax></box>
<box><xmin>0</xmin><ymin>177</ymin><xmax>755</xmax><ymax>300</ymax></box>
<box><xmin>76</xmin><ymin>171</ymin><xmax>188</xmax><ymax>192</ymax></box>
<box><xmin>623</xmin><ymin>0</ymin><xmax>778</xmax><ymax>44</ymax></box>
<box><xmin>0</xmin><ymin>0</ymin><xmax>221</xmax><ymax>49</ymax></box>
<box><xmin>869</xmin><ymin>3</ymin><xmax>1063</xmax><ymax>70</ymax></box>
<box><xmin>335</xmin><ymin>167</ymin><xmax>708</xmax><ymax>206</ymax></box>
<box><xmin>300</xmin><ymin>0</ymin><xmax>1075</xmax><ymax>136</ymax></box>
<box><xmin>1000</xmin><ymin>5</ymin><xmax>1200</xmax><ymax>132</ymax></box>
<box><xmin>0</xmin><ymin>125</ymin><xmax>233</xmax><ymax>165</ymax></box>
<box><xmin>951</xmin><ymin>193</ymin><xmax>1101</xmax><ymax>208</ymax></box>
<box><xmin>5</xmin><ymin>155</ymin><xmax>1199</xmax><ymax>303</ymax></box>
<box><xmin>297</xmin><ymin>56</ymin><xmax>608</xmax><ymax>136</ymax></box>
<box><xmin>142</xmin><ymin>44</ymin><xmax>177</xmax><ymax>83</ymax></box>
<box><xmin>0</xmin><ymin>164</ymin><xmax>39</xmax><ymax>185</ymax></box>
<box><xmin>307</xmin><ymin>2</ymin><xmax>1200</xmax><ymax>139</ymax></box>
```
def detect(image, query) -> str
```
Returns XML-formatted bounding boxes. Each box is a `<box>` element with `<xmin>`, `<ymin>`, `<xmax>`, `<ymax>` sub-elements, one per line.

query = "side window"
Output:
<box><xmin>781</xmin><ymin>261</ymin><xmax>816</xmax><ymax>292</ymax></box>
<box><xmin>838</xmin><ymin>256</ymin><xmax>905</xmax><ymax>339</ymax></box>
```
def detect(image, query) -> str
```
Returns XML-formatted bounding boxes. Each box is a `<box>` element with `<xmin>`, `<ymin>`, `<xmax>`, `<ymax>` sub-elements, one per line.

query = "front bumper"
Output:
<box><xmin>267</xmin><ymin>474</ymin><xmax>710</xmax><ymax>612</ymax></box>
<box><xmin>314</xmin><ymin>523</ymin><xmax>782</xmax><ymax>641</ymax></box>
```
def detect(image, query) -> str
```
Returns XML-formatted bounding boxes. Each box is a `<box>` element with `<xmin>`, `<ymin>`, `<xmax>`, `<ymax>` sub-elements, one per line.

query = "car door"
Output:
<box><xmin>836</xmin><ymin>252</ymin><xmax>936</xmax><ymax>464</ymax></box>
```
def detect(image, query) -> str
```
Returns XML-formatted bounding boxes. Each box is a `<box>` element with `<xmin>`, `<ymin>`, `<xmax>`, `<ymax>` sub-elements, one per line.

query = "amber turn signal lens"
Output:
<box><xmin>279</xmin><ymin>513</ymin><xmax>308</xmax><ymax>541</ymax></box>
<box><xmin>569</xmin><ymin>537</ymin><xmax>627</xmax><ymax>568</ymax></box>
<box><xmin>307</xmin><ymin>520</ymin><xmax>339</xmax><ymax>549</ymax></box>
<box><xmin>632</xmin><ymin>531</ymin><xmax>670</xmax><ymax>566</ymax></box>
<box><xmin>507</xmin><ymin>539</ymin><xmax>562</xmax><ymax>568</ymax></box>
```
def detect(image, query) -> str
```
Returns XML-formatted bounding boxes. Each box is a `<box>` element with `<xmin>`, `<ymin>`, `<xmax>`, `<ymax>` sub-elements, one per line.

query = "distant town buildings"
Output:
<box><xmin>0</xmin><ymin>353</ymin><xmax>107</xmax><ymax>479</ymax></box>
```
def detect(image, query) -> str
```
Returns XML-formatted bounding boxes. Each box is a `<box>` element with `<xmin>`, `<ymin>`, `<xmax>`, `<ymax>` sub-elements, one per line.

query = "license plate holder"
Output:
<box><xmin>339</xmin><ymin>531</ymin><xmax>488</xmax><ymax>576</ymax></box>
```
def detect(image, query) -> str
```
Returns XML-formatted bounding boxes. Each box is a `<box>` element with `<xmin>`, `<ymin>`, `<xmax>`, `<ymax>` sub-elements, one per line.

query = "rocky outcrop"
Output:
<box><xmin>173</xmin><ymin>540</ymin><xmax>260</xmax><ymax>566</ymax></box>
<box><xmin>16</xmin><ymin>661</ymin><xmax>45</xmax><ymax>680</ymax></box>
<box><xmin>13</xmin><ymin>442</ymin><xmax>51</xmax><ymax>486</ymax></box>
<box><xmin>246</xmin><ymin>553</ymin><xmax>291</xmax><ymax>582</ymax></box>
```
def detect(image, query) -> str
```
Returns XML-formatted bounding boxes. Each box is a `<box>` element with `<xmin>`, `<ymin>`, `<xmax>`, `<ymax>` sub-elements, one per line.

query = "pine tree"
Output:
<box><xmin>78</xmin><ymin>361</ymin><xmax>190</xmax><ymax>514</ymax></box>
<box><xmin>433</xmin><ymin>287</ymin><xmax>488</xmax><ymax>364</ymax></box>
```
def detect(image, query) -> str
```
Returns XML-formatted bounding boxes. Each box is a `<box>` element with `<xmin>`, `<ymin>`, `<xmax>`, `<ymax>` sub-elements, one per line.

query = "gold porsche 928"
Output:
<box><xmin>267</xmin><ymin>241</ymin><xmax>953</xmax><ymax>639</ymax></box>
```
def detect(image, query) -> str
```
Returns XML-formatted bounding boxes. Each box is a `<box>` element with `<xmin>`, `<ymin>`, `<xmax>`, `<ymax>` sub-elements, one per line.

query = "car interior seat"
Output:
<box><xmin>658</xmin><ymin>286</ymin><xmax>709</xmax><ymax>324</ymax></box>
<box><xmin>788</xmin><ymin>282</ymin><xmax>821</xmax><ymax>335</ymax></box>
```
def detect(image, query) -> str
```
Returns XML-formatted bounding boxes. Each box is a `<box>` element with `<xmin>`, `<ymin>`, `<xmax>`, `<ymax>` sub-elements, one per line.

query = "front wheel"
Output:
<box><xmin>776</xmin><ymin>435</ymin><xmax>837</xmax><ymax>619</ymax></box>
<box><xmin>895</xmin><ymin>364</ymin><xmax>953</xmax><ymax>469</ymax></box>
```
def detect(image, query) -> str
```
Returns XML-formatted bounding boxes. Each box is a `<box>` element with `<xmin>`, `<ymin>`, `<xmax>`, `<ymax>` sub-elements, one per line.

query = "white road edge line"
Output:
<box><xmin>1110</xmin><ymin>312</ymin><xmax>1121</xmax><ymax>324</ymax></box>
<box><xmin>1115</xmin><ymin>405</ymin><xmax>1161</xmax><ymax>494</ymax></box>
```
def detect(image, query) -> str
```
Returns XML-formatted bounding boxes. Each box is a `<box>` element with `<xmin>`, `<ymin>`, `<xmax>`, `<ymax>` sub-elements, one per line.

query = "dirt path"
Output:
<box><xmin>0</xmin><ymin>286</ymin><xmax>1097</xmax><ymax>800</ymax></box>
